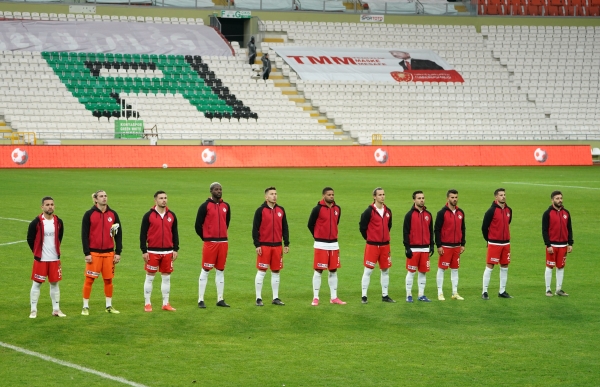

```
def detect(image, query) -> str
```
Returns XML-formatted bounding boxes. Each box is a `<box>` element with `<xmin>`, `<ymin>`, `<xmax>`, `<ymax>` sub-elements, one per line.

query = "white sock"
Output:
<box><xmin>380</xmin><ymin>269</ymin><xmax>390</xmax><ymax>297</ymax></box>
<box><xmin>50</xmin><ymin>282</ymin><xmax>60</xmax><ymax>310</ymax></box>
<box><xmin>436</xmin><ymin>268</ymin><xmax>445</xmax><ymax>294</ymax></box>
<box><xmin>271</xmin><ymin>272</ymin><xmax>280</xmax><ymax>300</ymax></box>
<box><xmin>450</xmin><ymin>269</ymin><xmax>459</xmax><ymax>294</ymax></box>
<box><xmin>215</xmin><ymin>270</ymin><xmax>224</xmax><ymax>301</ymax></box>
<box><xmin>144</xmin><ymin>274</ymin><xmax>155</xmax><ymax>305</ymax></box>
<box><xmin>328</xmin><ymin>271</ymin><xmax>338</xmax><ymax>300</ymax></box>
<box><xmin>106</xmin><ymin>297</ymin><xmax>112</xmax><ymax>308</ymax></box>
<box><xmin>418</xmin><ymin>272</ymin><xmax>427</xmax><ymax>297</ymax></box>
<box><xmin>405</xmin><ymin>271</ymin><xmax>415</xmax><ymax>296</ymax></box>
<box><xmin>545</xmin><ymin>267</ymin><xmax>553</xmax><ymax>292</ymax></box>
<box><xmin>30</xmin><ymin>281</ymin><xmax>41</xmax><ymax>311</ymax></box>
<box><xmin>556</xmin><ymin>268</ymin><xmax>564</xmax><ymax>291</ymax></box>
<box><xmin>499</xmin><ymin>267</ymin><xmax>508</xmax><ymax>293</ymax></box>
<box><xmin>83</xmin><ymin>298</ymin><xmax>89</xmax><ymax>308</ymax></box>
<box><xmin>361</xmin><ymin>267</ymin><xmax>373</xmax><ymax>297</ymax></box>
<box><xmin>483</xmin><ymin>267</ymin><xmax>493</xmax><ymax>293</ymax></box>
<box><xmin>313</xmin><ymin>271</ymin><xmax>322</xmax><ymax>299</ymax></box>
<box><xmin>198</xmin><ymin>270</ymin><xmax>209</xmax><ymax>302</ymax></box>
<box><xmin>161</xmin><ymin>274</ymin><xmax>170</xmax><ymax>305</ymax></box>
<box><xmin>255</xmin><ymin>270</ymin><xmax>266</xmax><ymax>299</ymax></box>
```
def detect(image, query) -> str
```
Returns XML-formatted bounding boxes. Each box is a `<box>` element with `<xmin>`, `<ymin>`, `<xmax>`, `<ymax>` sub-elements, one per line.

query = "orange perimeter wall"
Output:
<box><xmin>1</xmin><ymin>145</ymin><xmax>592</xmax><ymax>168</ymax></box>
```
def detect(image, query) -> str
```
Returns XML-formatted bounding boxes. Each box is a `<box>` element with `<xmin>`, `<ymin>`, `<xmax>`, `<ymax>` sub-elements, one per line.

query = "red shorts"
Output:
<box><xmin>31</xmin><ymin>260</ymin><xmax>62</xmax><ymax>283</ymax></box>
<box><xmin>202</xmin><ymin>242</ymin><xmax>228</xmax><ymax>271</ymax></box>
<box><xmin>487</xmin><ymin>244</ymin><xmax>511</xmax><ymax>265</ymax></box>
<box><xmin>314</xmin><ymin>249</ymin><xmax>341</xmax><ymax>271</ymax></box>
<box><xmin>438</xmin><ymin>247</ymin><xmax>461</xmax><ymax>270</ymax></box>
<box><xmin>146</xmin><ymin>252</ymin><xmax>174</xmax><ymax>274</ymax></box>
<box><xmin>406</xmin><ymin>252</ymin><xmax>430</xmax><ymax>273</ymax></box>
<box><xmin>363</xmin><ymin>244</ymin><xmax>391</xmax><ymax>270</ymax></box>
<box><xmin>85</xmin><ymin>252</ymin><xmax>115</xmax><ymax>279</ymax></box>
<box><xmin>257</xmin><ymin>245</ymin><xmax>283</xmax><ymax>271</ymax></box>
<box><xmin>546</xmin><ymin>246</ymin><xmax>567</xmax><ymax>269</ymax></box>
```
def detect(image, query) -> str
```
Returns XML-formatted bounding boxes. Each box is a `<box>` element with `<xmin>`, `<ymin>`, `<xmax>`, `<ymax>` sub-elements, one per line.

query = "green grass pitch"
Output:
<box><xmin>1</xmin><ymin>166</ymin><xmax>598</xmax><ymax>387</ymax></box>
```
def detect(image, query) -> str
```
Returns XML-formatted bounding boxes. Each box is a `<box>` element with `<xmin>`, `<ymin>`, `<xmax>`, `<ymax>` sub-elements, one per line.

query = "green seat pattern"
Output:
<box><xmin>43</xmin><ymin>52</ymin><xmax>233</xmax><ymax>116</ymax></box>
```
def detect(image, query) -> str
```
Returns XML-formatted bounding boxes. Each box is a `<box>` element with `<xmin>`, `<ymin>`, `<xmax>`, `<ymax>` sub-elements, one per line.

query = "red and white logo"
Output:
<box><xmin>425</xmin><ymin>216</ymin><xmax>429</xmax><ymax>221</ymax></box>
<box><xmin>458</xmin><ymin>215</ymin><xmax>463</xmax><ymax>219</ymax></box>
<box><xmin>278</xmin><ymin>212</ymin><xmax>282</xmax><ymax>217</ymax></box>
<box><xmin>386</xmin><ymin>213</ymin><xmax>390</xmax><ymax>217</ymax></box>
<box><xmin>108</xmin><ymin>217</ymin><xmax>113</xmax><ymax>222</ymax></box>
<box><xmin>507</xmin><ymin>213</ymin><xmax>511</xmax><ymax>217</ymax></box>
<box><xmin>334</xmin><ymin>211</ymin><xmax>338</xmax><ymax>216</ymax></box>
<box><xmin>223</xmin><ymin>208</ymin><xmax>227</xmax><ymax>212</ymax></box>
<box><xmin>167</xmin><ymin>217</ymin><xmax>172</xmax><ymax>222</ymax></box>
<box><xmin>563</xmin><ymin>214</ymin><xmax>567</xmax><ymax>219</ymax></box>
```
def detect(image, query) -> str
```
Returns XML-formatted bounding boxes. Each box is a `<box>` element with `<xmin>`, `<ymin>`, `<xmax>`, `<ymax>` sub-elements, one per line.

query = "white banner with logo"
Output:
<box><xmin>0</xmin><ymin>21</ymin><xmax>232</xmax><ymax>56</ymax></box>
<box><xmin>359</xmin><ymin>14</ymin><xmax>385</xmax><ymax>22</ymax></box>
<box><xmin>220</xmin><ymin>10</ymin><xmax>252</xmax><ymax>18</ymax></box>
<box><xmin>274</xmin><ymin>47</ymin><xmax>463</xmax><ymax>83</ymax></box>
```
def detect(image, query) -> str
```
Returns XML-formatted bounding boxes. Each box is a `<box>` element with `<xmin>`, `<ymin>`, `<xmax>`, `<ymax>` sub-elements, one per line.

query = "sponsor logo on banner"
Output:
<box><xmin>360</xmin><ymin>15</ymin><xmax>384</xmax><ymax>22</ymax></box>
<box><xmin>220</xmin><ymin>10</ymin><xmax>252</xmax><ymax>18</ymax></box>
<box><xmin>274</xmin><ymin>47</ymin><xmax>464</xmax><ymax>83</ymax></box>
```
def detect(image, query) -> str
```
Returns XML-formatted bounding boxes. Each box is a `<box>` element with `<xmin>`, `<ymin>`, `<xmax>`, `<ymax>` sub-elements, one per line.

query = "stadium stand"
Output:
<box><xmin>476</xmin><ymin>0</ymin><xmax>600</xmax><ymax>16</ymax></box>
<box><xmin>0</xmin><ymin>18</ymin><xmax>336</xmax><ymax>142</ymax></box>
<box><xmin>0</xmin><ymin>9</ymin><xmax>599</xmax><ymax>145</ymax></box>
<box><xmin>265</xmin><ymin>22</ymin><xmax>600</xmax><ymax>144</ymax></box>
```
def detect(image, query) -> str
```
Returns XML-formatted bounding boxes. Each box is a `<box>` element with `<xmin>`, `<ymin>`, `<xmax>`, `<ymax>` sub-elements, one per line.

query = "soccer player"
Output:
<box><xmin>81</xmin><ymin>190</ymin><xmax>123</xmax><ymax>315</ymax></box>
<box><xmin>253</xmin><ymin>187</ymin><xmax>290</xmax><ymax>306</ymax></box>
<box><xmin>542</xmin><ymin>191</ymin><xmax>573</xmax><ymax>297</ymax></box>
<box><xmin>307</xmin><ymin>187</ymin><xmax>346</xmax><ymax>306</ymax></box>
<box><xmin>481</xmin><ymin>188</ymin><xmax>513</xmax><ymax>300</ymax></box>
<box><xmin>359</xmin><ymin>187</ymin><xmax>394</xmax><ymax>304</ymax></box>
<box><xmin>403</xmin><ymin>191</ymin><xmax>434</xmax><ymax>303</ymax></box>
<box><xmin>140</xmin><ymin>191</ymin><xmax>179</xmax><ymax>312</ymax></box>
<box><xmin>195</xmin><ymin>182</ymin><xmax>231</xmax><ymax>308</ymax></box>
<box><xmin>27</xmin><ymin>197</ymin><xmax>65</xmax><ymax>318</ymax></box>
<box><xmin>434</xmin><ymin>189</ymin><xmax>466</xmax><ymax>301</ymax></box>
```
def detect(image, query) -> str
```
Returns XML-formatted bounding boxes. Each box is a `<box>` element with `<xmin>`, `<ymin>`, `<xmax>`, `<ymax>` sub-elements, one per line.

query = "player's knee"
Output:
<box><xmin>272</xmin><ymin>270</ymin><xmax>280</xmax><ymax>274</ymax></box>
<box><xmin>103</xmin><ymin>278</ymin><xmax>112</xmax><ymax>285</ymax></box>
<box><xmin>315</xmin><ymin>269</ymin><xmax>324</xmax><ymax>274</ymax></box>
<box><xmin>329</xmin><ymin>269</ymin><xmax>337</xmax><ymax>273</ymax></box>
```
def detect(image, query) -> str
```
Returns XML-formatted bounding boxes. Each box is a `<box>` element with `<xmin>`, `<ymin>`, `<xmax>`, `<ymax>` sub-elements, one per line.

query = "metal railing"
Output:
<box><xmin>10</xmin><ymin>131</ymin><xmax>37</xmax><ymax>145</ymax></box>
<box><xmin>209</xmin><ymin>14</ymin><xmax>221</xmax><ymax>32</ymax></box>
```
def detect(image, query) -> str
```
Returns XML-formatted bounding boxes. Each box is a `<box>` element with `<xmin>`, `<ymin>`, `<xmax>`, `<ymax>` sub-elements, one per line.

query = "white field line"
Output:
<box><xmin>0</xmin><ymin>240</ymin><xmax>26</xmax><ymax>246</ymax></box>
<box><xmin>502</xmin><ymin>182</ymin><xmax>600</xmax><ymax>190</ymax></box>
<box><xmin>0</xmin><ymin>341</ymin><xmax>150</xmax><ymax>387</ymax></box>
<box><xmin>0</xmin><ymin>217</ymin><xmax>30</xmax><ymax>223</ymax></box>
<box><xmin>0</xmin><ymin>217</ymin><xmax>29</xmax><ymax>247</ymax></box>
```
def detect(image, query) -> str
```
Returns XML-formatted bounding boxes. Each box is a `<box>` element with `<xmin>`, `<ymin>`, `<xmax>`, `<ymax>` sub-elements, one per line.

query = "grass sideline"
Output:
<box><xmin>1</xmin><ymin>167</ymin><xmax>598</xmax><ymax>387</ymax></box>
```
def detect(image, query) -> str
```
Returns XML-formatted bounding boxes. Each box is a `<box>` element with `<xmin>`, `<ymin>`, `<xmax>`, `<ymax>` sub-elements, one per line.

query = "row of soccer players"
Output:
<box><xmin>26</xmin><ymin>184</ymin><xmax>573</xmax><ymax>318</ymax></box>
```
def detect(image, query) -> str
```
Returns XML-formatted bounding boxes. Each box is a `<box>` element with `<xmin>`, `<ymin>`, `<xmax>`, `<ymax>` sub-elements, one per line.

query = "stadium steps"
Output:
<box><xmin>268</xmin><ymin>59</ymin><xmax>349</xmax><ymax>139</ymax></box>
<box><xmin>263</xmin><ymin>37</ymin><xmax>285</xmax><ymax>43</ymax></box>
<box><xmin>264</xmin><ymin>47</ymin><xmax>349</xmax><ymax>138</ymax></box>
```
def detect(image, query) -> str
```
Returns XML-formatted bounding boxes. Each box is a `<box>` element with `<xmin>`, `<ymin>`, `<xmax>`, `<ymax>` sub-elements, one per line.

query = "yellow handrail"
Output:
<box><xmin>10</xmin><ymin>132</ymin><xmax>37</xmax><ymax>145</ymax></box>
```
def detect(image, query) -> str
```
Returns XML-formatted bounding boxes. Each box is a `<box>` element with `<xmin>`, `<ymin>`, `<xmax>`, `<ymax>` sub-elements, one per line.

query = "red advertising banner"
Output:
<box><xmin>1</xmin><ymin>145</ymin><xmax>591</xmax><ymax>168</ymax></box>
